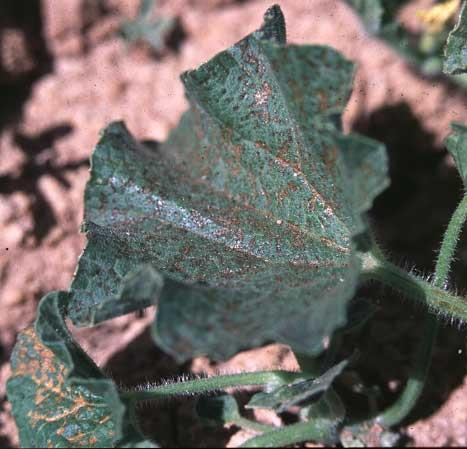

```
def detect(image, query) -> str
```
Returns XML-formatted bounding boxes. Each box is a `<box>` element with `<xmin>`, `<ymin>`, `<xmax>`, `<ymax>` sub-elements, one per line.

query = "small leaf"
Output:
<box><xmin>196</xmin><ymin>394</ymin><xmax>240</xmax><ymax>425</ymax></box>
<box><xmin>119</xmin><ymin>0</ymin><xmax>175</xmax><ymax>53</ymax></box>
<box><xmin>246</xmin><ymin>360</ymin><xmax>348</xmax><ymax>412</ymax></box>
<box><xmin>445</xmin><ymin>122</ymin><xmax>467</xmax><ymax>187</ymax></box>
<box><xmin>139</xmin><ymin>0</ymin><xmax>155</xmax><ymax>19</ymax></box>
<box><xmin>345</xmin><ymin>0</ymin><xmax>384</xmax><ymax>34</ymax></box>
<box><xmin>304</xmin><ymin>389</ymin><xmax>346</xmax><ymax>445</ymax></box>
<box><xmin>444</xmin><ymin>1</ymin><xmax>467</xmax><ymax>74</ymax></box>
<box><xmin>7</xmin><ymin>292</ymin><xmax>150</xmax><ymax>448</ymax></box>
<box><xmin>70</xmin><ymin>5</ymin><xmax>388</xmax><ymax>362</ymax></box>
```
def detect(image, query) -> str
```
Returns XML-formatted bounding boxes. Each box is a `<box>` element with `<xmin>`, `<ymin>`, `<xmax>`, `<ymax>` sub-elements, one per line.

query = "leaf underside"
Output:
<box><xmin>444</xmin><ymin>1</ymin><xmax>467</xmax><ymax>74</ymax></box>
<box><xmin>69</xmin><ymin>5</ymin><xmax>388</xmax><ymax>362</ymax></box>
<box><xmin>7</xmin><ymin>293</ymin><xmax>127</xmax><ymax>448</ymax></box>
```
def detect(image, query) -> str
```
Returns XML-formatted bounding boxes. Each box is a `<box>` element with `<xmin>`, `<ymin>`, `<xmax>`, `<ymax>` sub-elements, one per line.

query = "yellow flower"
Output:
<box><xmin>417</xmin><ymin>0</ymin><xmax>461</xmax><ymax>33</ymax></box>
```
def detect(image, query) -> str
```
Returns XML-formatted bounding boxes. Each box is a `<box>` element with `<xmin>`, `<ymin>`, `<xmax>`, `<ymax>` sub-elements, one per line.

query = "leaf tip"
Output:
<box><xmin>256</xmin><ymin>4</ymin><xmax>287</xmax><ymax>44</ymax></box>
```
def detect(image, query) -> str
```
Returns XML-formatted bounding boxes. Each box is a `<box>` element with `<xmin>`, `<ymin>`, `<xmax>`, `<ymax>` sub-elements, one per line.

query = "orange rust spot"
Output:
<box><xmin>254</xmin><ymin>82</ymin><xmax>272</xmax><ymax>106</ymax></box>
<box><xmin>13</xmin><ymin>327</ymin><xmax>67</xmax><ymax>405</ymax></box>
<box><xmin>255</xmin><ymin>141</ymin><xmax>268</xmax><ymax>150</ymax></box>
<box><xmin>308</xmin><ymin>195</ymin><xmax>318</xmax><ymax>212</ymax></box>
<box><xmin>12</xmin><ymin>326</ymin><xmax>113</xmax><ymax>445</ymax></box>
<box><xmin>99</xmin><ymin>415</ymin><xmax>111</xmax><ymax>425</ymax></box>
<box><xmin>276</xmin><ymin>144</ymin><xmax>288</xmax><ymax>161</ymax></box>
<box><xmin>323</xmin><ymin>146</ymin><xmax>338</xmax><ymax>171</ymax></box>
<box><xmin>57</xmin><ymin>426</ymin><xmax>104</xmax><ymax>447</ymax></box>
<box><xmin>277</xmin><ymin>182</ymin><xmax>298</xmax><ymax>203</ymax></box>
<box><xmin>29</xmin><ymin>393</ymin><xmax>95</xmax><ymax>425</ymax></box>
<box><xmin>320</xmin><ymin>236</ymin><xmax>350</xmax><ymax>254</ymax></box>
<box><xmin>232</xmin><ymin>144</ymin><xmax>243</xmax><ymax>163</ymax></box>
<box><xmin>317</xmin><ymin>90</ymin><xmax>328</xmax><ymax>111</ymax></box>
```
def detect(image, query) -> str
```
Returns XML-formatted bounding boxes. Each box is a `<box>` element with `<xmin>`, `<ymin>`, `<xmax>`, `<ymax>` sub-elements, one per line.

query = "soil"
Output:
<box><xmin>0</xmin><ymin>0</ymin><xmax>466</xmax><ymax>447</ymax></box>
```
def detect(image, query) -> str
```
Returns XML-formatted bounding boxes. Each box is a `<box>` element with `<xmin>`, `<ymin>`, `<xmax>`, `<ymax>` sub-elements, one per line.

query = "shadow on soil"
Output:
<box><xmin>348</xmin><ymin>102</ymin><xmax>466</xmax><ymax>428</ymax></box>
<box><xmin>0</xmin><ymin>124</ymin><xmax>89</xmax><ymax>244</ymax></box>
<box><xmin>103</xmin><ymin>102</ymin><xmax>467</xmax><ymax>445</ymax></box>
<box><xmin>0</xmin><ymin>0</ymin><xmax>53</xmax><ymax>132</ymax></box>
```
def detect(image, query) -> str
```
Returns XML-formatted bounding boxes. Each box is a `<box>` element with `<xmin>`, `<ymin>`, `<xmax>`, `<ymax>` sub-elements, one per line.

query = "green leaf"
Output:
<box><xmin>69</xmin><ymin>5</ymin><xmax>388</xmax><ymax>362</ymax></box>
<box><xmin>119</xmin><ymin>0</ymin><xmax>175</xmax><ymax>53</ymax></box>
<box><xmin>445</xmin><ymin>122</ymin><xmax>467</xmax><ymax>187</ymax></box>
<box><xmin>444</xmin><ymin>1</ymin><xmax>467</xmax><ymax>75</ymax></box>
<box><xmin>304</xmin><ymin>389</ymin><xmax>346</xmax><ymax>445</ymax></box>
<box><xmin>6</xmin><ymin>292</ymin><xmax>151</xmax><ymax>448</ymax></box>
<box><xmin>139</xmin><ymin>0</ymin><xmax>155</xmax><ymax>19</ymax></box>
<box><xmin>195</xmin><ymin>394</ymin><xmax>241</xmax><ymax>426</ymax></box>
<box><xmin>345</xmin><ymin>0</ymin><xmax>384</xmax><ymax>34</ymax></box>
<box><xmin>345</xmin><ymin>0</ymin><xmax>408</xmax><ymax>33</ymax></box>
<box><xmin>246</xmin><ymin>360</ymin><xmax>348</xmax><ymax>412</ymax></box>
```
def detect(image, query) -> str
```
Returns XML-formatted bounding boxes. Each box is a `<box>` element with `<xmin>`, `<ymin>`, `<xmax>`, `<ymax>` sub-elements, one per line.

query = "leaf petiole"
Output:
<box><xmin>120</xmin><ymin>371</ymin><xmax>302</xmax><ymax>402</ymax></box>
<box><xmin>367</xmin><ymin>194</ymin><xmax>467</xmax><ymax>426</ymax></box>
<box><xmin>358</xmin><ymin>249</ymin><xmax>467</xmax><ymax>324</ymax></box>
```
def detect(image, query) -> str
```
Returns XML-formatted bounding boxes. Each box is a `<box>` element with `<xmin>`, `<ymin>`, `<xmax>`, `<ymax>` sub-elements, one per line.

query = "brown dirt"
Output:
<box><xmin>0</xmin><ymin>0</ymin><xmax>466</xmax><ymax>447</ymax></box>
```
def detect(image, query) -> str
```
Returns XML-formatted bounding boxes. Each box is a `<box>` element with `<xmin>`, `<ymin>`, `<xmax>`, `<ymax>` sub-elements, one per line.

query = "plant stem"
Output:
<box><xmin>120</xmin><ymin>371</ymin><xmax>301</xmax><ymax>402</ymax></box>
<box><xmin>433</xmin><ymin>195</ymin><xmax>467</xmax><ymax>286</ymax></box>
<box><xmin>359</xmin><ymin>251</ymin><xmax>467</xmax><ymax>323</ymax></box>
<box><xmin>361</xmin><ymin>194</ymin><xmax>467</xmax><ymax>426</ymax></box>
<box><xmin>239</xmin><ymin>419</ymin><xmax>333</xmax><ymax>448</ymax></box>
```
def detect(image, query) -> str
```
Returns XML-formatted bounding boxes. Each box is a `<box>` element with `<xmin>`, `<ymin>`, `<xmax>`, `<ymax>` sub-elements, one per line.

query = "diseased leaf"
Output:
<box><xmin>246</xmin><ymin>360</ymin><xmax>348</xmax><ymax>412</ymax></box>
<box><xmin>69</xmin><ymin>5</ymin><xmax>388</xmax><ymax>361</ymax></box>
<box><xmin>444</xmin><ymin>1</ymin><xmax>467</xmax><ymax>74</ymax></box>
<box><xmin>6</xmin><ymin>292</ymin><xmax>151</xmax><ymax>448</ymax></box>
<box><xmin>445</xmin><ymin>122</ymin><xmax>467</xmax><ymax>186</ymax></box>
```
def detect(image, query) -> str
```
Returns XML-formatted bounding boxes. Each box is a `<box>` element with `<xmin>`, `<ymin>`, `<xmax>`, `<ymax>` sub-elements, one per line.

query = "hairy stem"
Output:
<box><xmin>120</xmin><ymin>371</ymin><xmax>301</xmax><ymax>402</ymax></box>
<box><xmin>361</xmin><ymin>195</ymin><xmax>467</xmax><ymax>426</ymax></box>
<box><xmin>433</xmin><ymin>194</ymin><xmax>467</xmax><ymax>285</ymax></box>
<box><xmin>359</xmin><ymin>251</ymin><xmax>467</xmax><ymax>324</ymax></box>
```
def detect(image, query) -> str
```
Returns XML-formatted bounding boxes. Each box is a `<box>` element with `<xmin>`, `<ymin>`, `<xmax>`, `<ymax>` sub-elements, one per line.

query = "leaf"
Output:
<box><xmin>304</xmin><ymin>389</ymin><xmax>346</xmax><ymax>445</ymax></box>
<box><xmin>196</xmin><ymin>394</ymin><xmax>241</xmax><ymax>426</ymax></box>
<box><xmin>345</xmin><ymin>0</ymin><xmax>384</xmax><ymax>34</ymax></box>
<box><xmin>445</xmin><ymin>122</ymin><xmax>467</xmax><ymax>186</ymax></box>
<box><xmin>69</xmin><ymin>5</ymin><xmax>388</xmax><ymax>362</ymax></box>
<box><xmin>348</xmin><ymin>0</ymin><xmax>467</xmax><ymax>80</ymax></box>
<box><xmin>6</xmin><ymin>292</ymin><xmax>152</xmax><ymax>448</ymax></box>
<box><xmin>444</xmin><ymin>1</ymin><xmax>467</xmax><ymax>74</ymax></box>
<box><xmin>246</xmin><ymin>360</ymin><xmax>348</xmax><ymax>412</ymax></box>
<box><xmin>139</xmin><ymin>0</ymin><xmax>155</xmax><ymax>19</ymax></box>
<box><xmin>119</xmin><ymin>0</ymin><xmax>175</xmax><ymax>53</ymax></box>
